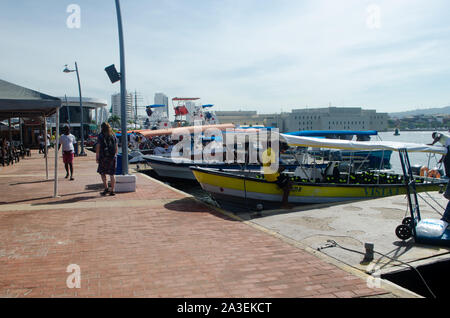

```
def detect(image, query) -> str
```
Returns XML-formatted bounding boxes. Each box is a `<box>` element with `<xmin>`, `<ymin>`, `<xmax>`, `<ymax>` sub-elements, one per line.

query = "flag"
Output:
<box><xmin>175</xmin><ymin>106</ymin><xmax>189</xmax><ymax>115</ymax></box>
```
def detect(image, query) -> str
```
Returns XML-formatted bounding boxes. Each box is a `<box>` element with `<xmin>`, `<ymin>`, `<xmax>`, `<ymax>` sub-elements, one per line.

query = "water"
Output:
<box><xmin>378</xmin><ymin>130</ymin><xmax>447</xmax><ymax>174</ymax></box>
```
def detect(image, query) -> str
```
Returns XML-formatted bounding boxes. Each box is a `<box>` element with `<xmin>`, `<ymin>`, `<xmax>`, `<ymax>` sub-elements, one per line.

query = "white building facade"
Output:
<box><xmin>154</xmin><ymin>93</ymin><xmax>169</xmax><ymax>117</ymax></box>
<box><xmin>285</xmin><ymin>107</ymin><xmax>388</xmax><ymax>132</ymax></box>
<box><xmin>111</xmin><ymin>92</ymin><xmax>133</xmax><ymax>119</ymax></box>
<box><xmin>216</xmin><ymin>107</ymin><xmax>388</xmax><ymax>132</ymax></box>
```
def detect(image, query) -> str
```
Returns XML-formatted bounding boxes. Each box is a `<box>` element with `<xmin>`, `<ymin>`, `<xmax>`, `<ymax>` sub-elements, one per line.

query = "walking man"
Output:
<box><xmin>59</xmin><ymin>126</ymin><xmax>76</xmax><ymax>180</ymax></box>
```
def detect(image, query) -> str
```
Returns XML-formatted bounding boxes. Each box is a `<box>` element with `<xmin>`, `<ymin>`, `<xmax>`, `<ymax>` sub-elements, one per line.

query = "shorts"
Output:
<box><xmin>63</xmin><ymin>151</ymin><xmax>74</xmax><ymax>164</ymax></box>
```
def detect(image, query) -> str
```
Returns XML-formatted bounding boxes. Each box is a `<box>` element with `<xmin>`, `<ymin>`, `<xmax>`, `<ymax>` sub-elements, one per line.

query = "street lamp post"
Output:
<box><xmin>63</xmin><ymin>62</ymin><xmax>86</xmax><ymax>156</ymax></box>
<box><xmin>115</xmin><ymin>0</ymin><xmax>128</xmax><ymax>175</ymax></box>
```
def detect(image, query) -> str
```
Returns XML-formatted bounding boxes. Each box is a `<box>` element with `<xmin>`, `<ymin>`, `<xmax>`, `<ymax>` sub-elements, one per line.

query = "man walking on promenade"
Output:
<box><xmin>59</xmin><ymin>126</ymin><xmax>76</xmax><ymax>180</ymax></box>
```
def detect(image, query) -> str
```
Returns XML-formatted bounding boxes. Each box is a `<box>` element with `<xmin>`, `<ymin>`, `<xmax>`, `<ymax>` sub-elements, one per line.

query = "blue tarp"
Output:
<box><xmin>147</xmin><ymin>104</ymin><xmax>166</xmax><ymax>108</ymax></box>
<box><xmin>115</xmin><ymin>132</ymin><xmax>133</xmax><ymax>137</ymax></box>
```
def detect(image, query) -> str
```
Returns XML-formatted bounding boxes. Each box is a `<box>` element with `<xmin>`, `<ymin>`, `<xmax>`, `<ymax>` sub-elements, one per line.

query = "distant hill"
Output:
<box><xmin>390</xmin><ymin>106</ymin><xmax>450</xmax><ymax>118</ymax></box>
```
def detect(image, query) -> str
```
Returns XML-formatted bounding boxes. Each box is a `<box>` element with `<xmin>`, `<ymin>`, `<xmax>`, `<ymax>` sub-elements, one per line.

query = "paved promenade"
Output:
<box><xmin>0</xmin><ymin>149</ymin><xmax>395</xmax><ymax>298</ymax></box>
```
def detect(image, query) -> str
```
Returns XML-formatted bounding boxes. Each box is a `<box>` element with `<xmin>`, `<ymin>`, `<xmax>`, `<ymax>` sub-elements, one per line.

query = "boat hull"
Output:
<box><xmin>144</xmin><ymin>155</ymin><xmax>300</xmax><ymax>181</ymax></box>
<box><xmin>191</xmin><ymin>167</ymin><xmax>445</xmax><ymax>208</ymax></box>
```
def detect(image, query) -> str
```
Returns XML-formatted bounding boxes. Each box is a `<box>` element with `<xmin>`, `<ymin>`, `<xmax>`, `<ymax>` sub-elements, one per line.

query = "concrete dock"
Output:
<box><xmin>0</xmin><ymin>149</ymin><xmax>421</xmax><ymax>298</ymax></box>
<box><xmin>237</xmin><ymin>189</ymin><xmax>450</xmax><ymax>278</ymax></box>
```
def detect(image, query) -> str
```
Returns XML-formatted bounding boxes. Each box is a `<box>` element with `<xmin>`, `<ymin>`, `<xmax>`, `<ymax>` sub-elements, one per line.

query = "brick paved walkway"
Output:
<box><xmin>0</xmin><ymin>149</ymin><xmax>391</xmax><ymax>297</ymax></box>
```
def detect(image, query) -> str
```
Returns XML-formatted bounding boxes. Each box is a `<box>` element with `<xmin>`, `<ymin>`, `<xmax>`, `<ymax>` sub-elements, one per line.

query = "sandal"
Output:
<box><xmin>109</xmin><ymin>191</ymin><xmax>116</xmax><ymax>196</ymax></box>
<box><xmin>101</xmin><ymin>189</ymin><xmax>109</xmax><ymax>196</ymax></box>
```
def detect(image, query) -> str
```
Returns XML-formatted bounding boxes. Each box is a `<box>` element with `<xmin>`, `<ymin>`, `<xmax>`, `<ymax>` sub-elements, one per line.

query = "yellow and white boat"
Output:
<box><xmin>190</xmin><ymin>133</ymin><xmax>448</xmax><ymax>209</ymax></box>
<box><xmin>191</xmin><ymin>167</ymin><xmax>444</xmax><ymax>207</ymax></box>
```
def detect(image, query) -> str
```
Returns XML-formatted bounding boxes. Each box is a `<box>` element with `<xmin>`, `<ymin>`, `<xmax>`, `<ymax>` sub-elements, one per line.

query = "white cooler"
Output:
<box><xmin>115</xmin><ymin>174</ymin><xmax>136</xmax><ymax>193</ymax></box>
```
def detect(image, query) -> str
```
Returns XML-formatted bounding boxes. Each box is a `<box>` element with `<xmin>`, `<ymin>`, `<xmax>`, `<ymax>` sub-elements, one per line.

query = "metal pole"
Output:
<box><xmin>65</xmin><ymin>94</ymin><xmax>71</xmax><ymax>125</ymax></box>
<box><xmin>75</xmin><ymin>62</ymin><xmax>86</xmax><ymax>156</ymax></box>
<box><xmin>8</xmin><ymin>118</ymin><xmax>12</xmax><ymax>144</ymax></box>
<box><xmin>115</xmin><ymin>0</ymin><xmax>128</xmax><ymax>175</ymax></box>
<box><xmin>19</xmin><ymin>118</ymin><xmax>23</xmax><ymax>144</ymax></box>
<box><xmin>44</xmin><ymin>116</ymin><xmax>49</xmax><ymax>180</ymax></box>
<box><xmin>135</xmin><ymin>90</ymin><xmax>137</xmax><ymax>128</ymax></box>
<box><xmin>54</xmin><ymin>107</ymin><xmax>60</xmax><ymax>197</ymax></box>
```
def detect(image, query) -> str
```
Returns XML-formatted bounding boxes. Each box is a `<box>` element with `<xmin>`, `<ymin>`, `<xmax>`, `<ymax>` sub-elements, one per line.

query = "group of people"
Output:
<box><xmin>1</xmin><ymin>138</ymin><xmax>16</xmax><ymax>166</ymax></box>
<box><xmin>57</xmin><ymin>123</ymin><xmax>118</xmax><ymax>195</ymax></box>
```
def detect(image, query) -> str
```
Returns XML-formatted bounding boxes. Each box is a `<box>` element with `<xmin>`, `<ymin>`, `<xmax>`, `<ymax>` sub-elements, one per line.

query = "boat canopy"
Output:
<box><xmin>172</xmin><ymin>97</ymin><xmax>200</xmax><ymax>101</ymax></box>
<box><xmin>285</xmin><ymin>130</ymin><xmax>378</xmax><ymax>137</ymax></box>
<box><xmin>148</xmin><ymin>104</ymin><xmax>166</xmax><ymax>108</ymax></box>
<box><xmin>280</xmin><ymin>134</ymin><xmax>447</xmax><ymax>155</ymax></box>
<box><xmin>137</xmin><ymin>123</ymin><xmax>235</xmax><ymax>138</ymax></box>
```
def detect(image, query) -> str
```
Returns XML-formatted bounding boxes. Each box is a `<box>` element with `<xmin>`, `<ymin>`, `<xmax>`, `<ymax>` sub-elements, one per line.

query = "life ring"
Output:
<box><xmin>428</xmin><ymin>169</ymin><xmax>441</xmax><ymax>179</ymax></box>
<box><xmin>419</xmin><ymin>166</ymin><xmax>429</xmax><ymax>177</ymax></box>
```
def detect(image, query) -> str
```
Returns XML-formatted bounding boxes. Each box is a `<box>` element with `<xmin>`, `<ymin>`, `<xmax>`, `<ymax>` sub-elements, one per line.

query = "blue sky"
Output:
<box><xmin>1</xmin><ymin>0</ymin><xmax>450</xmax><ymax>114</ymax></box>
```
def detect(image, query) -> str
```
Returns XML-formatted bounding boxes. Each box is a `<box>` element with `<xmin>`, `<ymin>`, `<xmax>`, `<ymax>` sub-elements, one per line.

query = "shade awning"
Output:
<box><xmin>280</xmin><ymin>134</ymin><xmax>448</xmax><ymax>155</ymax></box>
<box><xmin>0</xmin><ymin>78</ymin><xmax>61</xmax><ymax>120</ymax></box>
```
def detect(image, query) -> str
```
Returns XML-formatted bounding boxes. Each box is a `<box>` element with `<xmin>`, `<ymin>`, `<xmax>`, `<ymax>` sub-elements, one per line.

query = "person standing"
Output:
<box><xmin>96</xmin><ymin>122</ymin><xmax>118</xmax><ymax>196</ymax></box>
<box><xmin>261</xmin><ymin>140</ymin><xmax>292</xmax><ymax>209</ymax></box>
<box><xmin>428</xmin><ymin>132</ymin><xmax>450</xmax><ymax>178</ymax></box>
<box><xmin>45</xmin><ymin>131</ymin><xmax>51</xmax><ymax>157</ymax></box>
<box><xmin>59</xmin><ymin>126</ymin><xmax>76</xmax><ymax>180</ymax></box>
<box><xmin>38</xmin><ymin>133</ymin><xmax>45</xmax><ymax>154</ymax></box>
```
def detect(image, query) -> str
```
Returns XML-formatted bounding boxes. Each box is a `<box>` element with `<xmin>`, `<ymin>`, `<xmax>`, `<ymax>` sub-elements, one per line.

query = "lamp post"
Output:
<box><xmin>63</xmin><ymin>62</ymin><xmax>86</xmax><ymax>156</ymax></box>
<box><xmin>115</xmin><ymin>0</ymin><xmax>128</xmax><ymax>175</ymax></box>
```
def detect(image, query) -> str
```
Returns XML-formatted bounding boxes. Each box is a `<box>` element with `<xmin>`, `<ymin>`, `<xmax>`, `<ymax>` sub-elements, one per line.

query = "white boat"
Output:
<box><xmin>145</xmin><ymin>104</ymin><xmax>172</xmax><ymax>130</ymax></box>
<box><xmin>172</xmin><ymin>97</ymin><xmax>220</xmax><ymax>126</ymax></box>
<box><xmin>143</xmin><ymin>154</ymin><xmax>304</xmax><ymax>181</ymax></box>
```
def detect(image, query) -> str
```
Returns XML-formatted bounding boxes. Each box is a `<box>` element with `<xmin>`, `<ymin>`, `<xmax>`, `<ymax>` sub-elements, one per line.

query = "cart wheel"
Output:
<box><xmin>396</xmin><ymin>224</ymin><xmax>412</xmax><ymax>240</ymax></box>
<box><xmin>402</xmin><ymin>217</ymin><xmax>414</xmax><ymax>228</ymax></box>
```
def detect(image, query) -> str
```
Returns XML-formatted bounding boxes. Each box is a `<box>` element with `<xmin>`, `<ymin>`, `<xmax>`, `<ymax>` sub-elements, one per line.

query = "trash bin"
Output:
<box><xmin>116</xmin><ymin>154</ymin><xmax>122</xmax><ymax>175</ymax></box>
<box><xmin>116</xmin><ymin>153</ymin><xmax>132</xmax><ymax>175</ymax></box>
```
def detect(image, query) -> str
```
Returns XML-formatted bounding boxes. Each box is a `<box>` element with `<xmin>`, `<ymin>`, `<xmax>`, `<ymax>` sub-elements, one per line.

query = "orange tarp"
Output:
<box><xmin>136</xmin><ymin>123</ymin><xmax>236</xmax><ymax>139</ymax></box>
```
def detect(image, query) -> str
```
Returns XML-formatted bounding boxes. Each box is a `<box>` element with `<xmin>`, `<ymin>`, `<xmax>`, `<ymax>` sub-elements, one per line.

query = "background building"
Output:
<box><xmin>214</xmin><ymin>111</ymin><xmax>261</xmax><ymax>126</ymax></box>
<box><xmin>50</xmin><ymin>96</ymin><xmax>108</xmax><ymax>138</ymax></box>
<box><xmin>154</xmin><ymin>93</ymin><xmax>169</xmax><ymax>118</ymax></box>
<box><xmin>285</xmin><ymin>107</ymin><xmax>388</xmax><ymax>132</ymax></box>
<box><xmin>111</xmin><ymin>92</ymin><xmax>133</xmax><ymax>119</ymax></box>
<box><xmin>216</xmin><ymin>107</ymin><xmax>388</xmax><ymax>132</ymax></box>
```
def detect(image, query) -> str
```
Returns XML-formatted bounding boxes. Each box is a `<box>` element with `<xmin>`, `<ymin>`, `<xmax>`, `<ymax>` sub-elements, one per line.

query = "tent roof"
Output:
<box><xmin>0</xmin><ymin>79</ymin><xmax>61</xmax><ymax>120</ymax></box>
